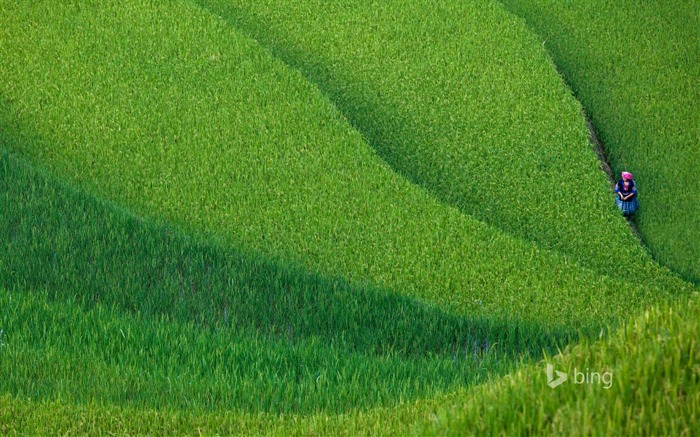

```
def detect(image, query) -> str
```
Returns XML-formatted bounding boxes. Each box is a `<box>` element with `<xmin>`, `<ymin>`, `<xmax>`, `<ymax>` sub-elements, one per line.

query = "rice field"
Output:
<box><xmin>0</xmin><ymin>150</ymin><xmax>549</xmax><ymax>414</ymax></box>
<box><xmin>1</xmin><ymin>0</ymin><xmax>683</xmax><ymax>329</ymax></box>
<box><xmin>0</xmin><ymin>0</ymin><xmax>697</xmax><ymax>434</ymax></box>
<box><xmin>499</xmin><ymin>0</ymin><xmax>700</xmax><ymax>283</ymax></box>
<box><xmin>3</xmin><ymin>286</ymin><xmax>698</xmax><ymax>435</ymax></box>
<box><xmin>194</xmin><ymin>0</ymin><xmax>647</xmax><ymax>279</ymax></box>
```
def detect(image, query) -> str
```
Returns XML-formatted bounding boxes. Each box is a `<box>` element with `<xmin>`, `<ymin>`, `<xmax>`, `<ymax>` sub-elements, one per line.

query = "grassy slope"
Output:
<box><xmin>424</xmin><ymin>292</ymin><xmax>700</xmax><ymax>436</ymax></box>
<box><xmin>498</xmin><ymin>0</ymin><xmax>700</xmax><ymax>283</ymax></box>
<box><xmin>194</xmin><ymin>0</ymin><xmax>646</xmax><ymax>280</ymax></box>
<box><xmin>0</xmin><ymin>0</ymin><xmax>697</xmax><ymax>432</ymax></box>
<box><xmin>1</xmin><ymin>150</ymin><xmax>549</xmax><ymax>414</ymax></box>
<box><xmin>0</xmin><ymin>0</ymin><xmax>685</xmax><ymax>331</ymax></box>
<box><xmin>2</xmin><ymin>291</ymin><xmax>698</xmax><ymax>435</ymax></box>
<box><xmin>0</xmin><ymin>288</ymin><xmax>493</xmax><ymax>415</ymax></box>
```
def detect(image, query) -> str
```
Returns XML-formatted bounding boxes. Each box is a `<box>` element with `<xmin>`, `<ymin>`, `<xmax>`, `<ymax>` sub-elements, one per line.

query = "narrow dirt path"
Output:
<box><xmin>583</xmin><ymin>109</ymin><xmax>642</xmax><ymax>239</ymax></box>
<box><xmin>584</xmin><ymin>112</ymin><xmax>613</xmax><ymax>188</ymax></box>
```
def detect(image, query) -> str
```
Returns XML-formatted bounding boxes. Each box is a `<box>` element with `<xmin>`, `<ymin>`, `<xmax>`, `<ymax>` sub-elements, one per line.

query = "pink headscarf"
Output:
<box><xmin>621</xmin><ymin>171</ymin><xmax>633</xmax><ymax>180</ymax></box>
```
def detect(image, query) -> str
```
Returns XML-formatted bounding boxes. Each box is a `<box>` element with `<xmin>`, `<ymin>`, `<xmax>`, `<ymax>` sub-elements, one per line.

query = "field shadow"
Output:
<box><xmin>0</xmin><ymin>139</ymin><xmax>580</xmax><ymax>363</ymax></box>
<box><xmin>0</xmin><ymin>102</ymin><xmax>592</xmax><ymax>414</ymax></box>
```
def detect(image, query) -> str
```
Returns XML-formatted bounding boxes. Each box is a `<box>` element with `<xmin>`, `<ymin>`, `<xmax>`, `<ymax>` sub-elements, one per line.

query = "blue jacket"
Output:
<box><xmin>615</xmin><ymin>179</ymin><xmax>637</xmax><ymax>198</ymax></box>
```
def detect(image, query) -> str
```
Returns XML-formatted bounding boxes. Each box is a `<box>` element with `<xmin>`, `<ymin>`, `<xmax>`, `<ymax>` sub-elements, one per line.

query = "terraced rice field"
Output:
<box><xmin>0</xmin><ymin>0</ymin><xmax>697</xmax><ymax>434</ymax></box>
<box><xmin>499</xmin><ymin>0</ymin><xmax>700</xmax><ymax>283</ymax></box>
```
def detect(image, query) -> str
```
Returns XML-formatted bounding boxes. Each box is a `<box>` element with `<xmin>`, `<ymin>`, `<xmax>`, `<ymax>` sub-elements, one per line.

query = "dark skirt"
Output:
<box><xmin>616</xmin><ymin>197</ymin><xmax>639</xmax><ymax>215</ymax></box>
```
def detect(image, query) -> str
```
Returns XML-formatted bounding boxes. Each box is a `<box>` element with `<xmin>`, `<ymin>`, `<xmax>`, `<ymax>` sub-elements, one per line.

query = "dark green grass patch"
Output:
<box><xmin>0</xmin><ymin>151</ymin><xmax>570</xmax><ymax>361</ymax></box>
<box><xmin>499</xmin><ymin>0</ymin><xmax>700</xmax><ymax>283</ymax></box>
<box><xmin>0</xmin><ymin>288</ymin><xmax>499</xmax><ymax>414</ymax></box>
<box><xmin>0</xmin><ymin>150</ymin><xmax>571</xmax><ymax>414</ymax></box>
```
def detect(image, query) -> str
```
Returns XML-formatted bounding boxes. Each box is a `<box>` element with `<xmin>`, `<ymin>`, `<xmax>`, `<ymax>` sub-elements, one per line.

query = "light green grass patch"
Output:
<box><xmin>424</xmin><ymin>291</ymin><xmax>700</xmax><ymax>436</ymax></box>
<box><xmin>195</xmin><ymin>0</ymin><xmax>645</xmax><ymax>280</ymax></box>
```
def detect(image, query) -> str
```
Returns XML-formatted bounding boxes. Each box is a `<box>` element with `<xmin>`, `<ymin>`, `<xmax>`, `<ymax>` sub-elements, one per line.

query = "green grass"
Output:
<box><xmin>424</xmin><ymin>291</ymin><xmax>700</xmax><ymax>436</ymax></box>
<box><xmin>498</xmin><ymin>0</ymin><xmax>700</xmax><ymax>283</ymax></box>
<box><xmin>0</xmin><ymin>0</ymin><xmax>697</xmax><ymax>433</ymax></box>
<box><xmin>0</xmin><ymin>0</ymin><xmax>684</xmax><ymax>330</ymax></box>
<box><xmin>0</xmin><ymin>151</ymin><xmax>557</xmax><ymax>414</ymax></box>
<box><xmin>192</xmin><ymin>0</ymin><xmax>645</xmax><ymax>280</ymax></box>
<box><xmin>1</xmin><ymin>288</ymin><xmax>493</xmax><ymax>414</ymax></box>
<box><xmin>2</xmin><ymin>290</ymin><xmax>698</xmax><ymax>435</ymax></box>
<box><xmin>4</xmin><ymin>115</ymin><xmax>675</xmax><ymax>415</ymax></box>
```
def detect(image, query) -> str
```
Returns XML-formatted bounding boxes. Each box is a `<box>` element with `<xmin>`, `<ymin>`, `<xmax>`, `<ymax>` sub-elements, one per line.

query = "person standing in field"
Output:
<box><xmin>615</xmin><ymin>171</ymin><xmax>638</xmax><ymax>220</ymax></box>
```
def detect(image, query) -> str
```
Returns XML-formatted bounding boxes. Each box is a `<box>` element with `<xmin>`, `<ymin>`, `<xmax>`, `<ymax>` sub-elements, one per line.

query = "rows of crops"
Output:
<box><xmin>3</xmin><ymin>128</ymin><xmax>686</xmax><ymax>415</ymax></box>
<box><xmin>194</xmin><ymin>0</ymin><xmax>645</xmax><ymax>280</ymax></box>
<box><xmin>0</xmin><ymin>0</ymin><xmax>683</xmax><ymax>329</ymax></box>
<box><xmin>0</xmin><ymin>0</ymin><xmax>697</xmax><ymax>433</ymax></box>
<box><xmin>498</xmin><ymin>0</ymin><xmax>700</xmax><ymax>283</ymax></box>
<box><xmin>1</xmin><ymin>150</ymin><xmax>552</xmax><ymax>413</ymax></box>
<box><xmin>3</xmin><ymin>285</ymin><xmax>698</xmax><ymax>434</ymax></box>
